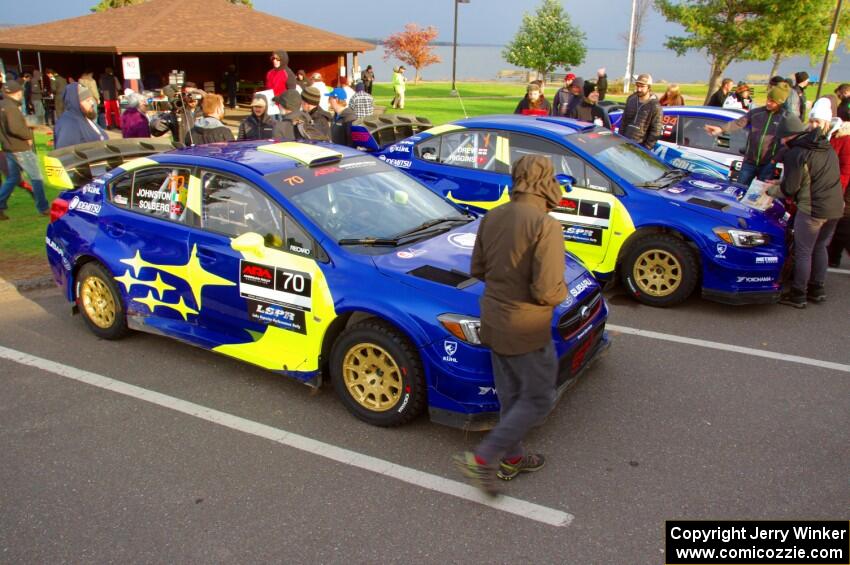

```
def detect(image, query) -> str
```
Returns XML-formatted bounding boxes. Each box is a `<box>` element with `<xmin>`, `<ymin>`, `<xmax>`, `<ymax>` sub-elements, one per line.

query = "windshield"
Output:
<box><xmin>570</xmin><ymin>130</ymin><xmax>671</xmax><ymax>186</ymax></box>
<box><xmin>267</xmin><ymin>157</ymin><xmax>468</xmax><ymax>244</ymax></box>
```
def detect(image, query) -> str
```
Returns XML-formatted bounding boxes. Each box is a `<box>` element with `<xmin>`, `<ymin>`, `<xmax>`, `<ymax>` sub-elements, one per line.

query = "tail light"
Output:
<box><xmin>49</xmin><ymin>198</ymin><xmax>69</xmax><ymax>223</ymax></box>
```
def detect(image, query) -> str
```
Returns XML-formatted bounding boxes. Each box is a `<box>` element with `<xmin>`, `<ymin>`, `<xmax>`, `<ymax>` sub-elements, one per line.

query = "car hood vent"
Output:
<box><xmin>687</xmin><ymin>197</ymin><xmax>729</xmax><ymax>211</ymax></box>
<box><xmin>407</xmin><ymin>265</ymin><xmax>478</xmax><ymax>289</ymax></box>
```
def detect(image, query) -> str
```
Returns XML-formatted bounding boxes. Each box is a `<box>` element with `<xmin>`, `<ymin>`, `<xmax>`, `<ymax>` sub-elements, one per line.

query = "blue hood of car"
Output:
<box><xmin>371</xmin><ymin>219</ymin><xmax>589</xmax><ymax>295</ymax></box>
<box><xmin>648</xmin><ymin>173</ymin><xmax>785</xmax><ymax>229</ymax></box>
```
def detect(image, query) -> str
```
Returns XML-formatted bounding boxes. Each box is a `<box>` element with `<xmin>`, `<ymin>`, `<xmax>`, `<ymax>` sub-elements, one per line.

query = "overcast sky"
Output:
<box><xmin>5</xmin><ymin>0</ymin><xmax>682</xmax><ymax>51</ymax></box>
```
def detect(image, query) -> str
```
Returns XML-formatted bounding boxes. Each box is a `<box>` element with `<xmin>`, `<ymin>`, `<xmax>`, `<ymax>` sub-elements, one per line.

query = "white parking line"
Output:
<box><xmin>0</xmin><ymin>345</ymin><xmax>573</xmax><ymax>528</ymax></box>
<box><xmin>828</xmin><ymin>267</ymin><xmax>850</xmax><ymax>275</ymax></box>
<box><xmin>608</xmin><ymin>325</ymin><xmax>850</xmax><ymax>373</ymax></box>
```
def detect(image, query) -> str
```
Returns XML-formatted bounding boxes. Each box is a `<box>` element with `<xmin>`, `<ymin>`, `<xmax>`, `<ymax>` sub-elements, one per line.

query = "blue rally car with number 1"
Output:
<box><xmin>45</xmin><ymin>141</ymin><xmax>609</xmax><ymax>429</ymax></box>
<box><xmin>374</xmin><ymin>115</ymin><xmax>788</xmax><ymax>307</ymax></box>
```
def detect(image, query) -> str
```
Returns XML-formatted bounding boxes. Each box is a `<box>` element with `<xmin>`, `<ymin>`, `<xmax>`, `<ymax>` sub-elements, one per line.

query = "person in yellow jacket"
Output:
<box><xmin>391</xmin><ymin>66</ymin><xmax>407</xmax><ymax>109</ymax></box>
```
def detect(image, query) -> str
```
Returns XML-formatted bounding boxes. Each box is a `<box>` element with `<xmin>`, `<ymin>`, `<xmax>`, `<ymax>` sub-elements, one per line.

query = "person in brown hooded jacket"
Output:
<box><xmin>453</xmin><ymin>155</ymin><xmax>567</xmax><ymax>496</ymax></box>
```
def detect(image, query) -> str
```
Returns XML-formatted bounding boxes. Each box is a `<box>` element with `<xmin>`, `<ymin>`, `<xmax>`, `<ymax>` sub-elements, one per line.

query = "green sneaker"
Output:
<box><xmin>497</xmin><ymin>453</ymin><xmax>546</xmax><ymax>481</ymax></box>
<box><xmin>452</xmin><ymin>451</ymin><xmax>500</xmax><ymax>496</ymax></box>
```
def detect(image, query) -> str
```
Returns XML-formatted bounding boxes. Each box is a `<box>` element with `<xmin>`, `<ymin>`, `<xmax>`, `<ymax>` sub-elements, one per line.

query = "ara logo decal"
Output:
<box><xmin>442</xmin><ymin>340</ymin><xmax>459</xmax><ymax>363</ymax></box>
<box><xmin>241</xmin><ymin>264</ymin><xmax>273</xmax><ymax>285</ymax></box>
<box><xmin>716</xmin><ymin>243</ymin><xmax>728</xmax><ymax>258</ymax></box>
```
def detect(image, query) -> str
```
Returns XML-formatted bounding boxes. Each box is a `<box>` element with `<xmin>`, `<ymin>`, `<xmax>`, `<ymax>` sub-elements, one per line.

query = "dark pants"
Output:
<box><xmin>827</xmin><ymin>216</ymin><xmax>850</xmax><ymax>266</ymax></box>
<box><xmin>737</xmin><ymin>160</ymin><xmax>776</xmax><ymax>187</ymax></box>
<box><xmin>792</xmin><ymin>211</ymin><xmax>839</xmax><ymax>290</ymax></box>
<box><xmin>475</xmin><ymin>342</ymin><xmax>558</xmax><ymax>464</ymax></box>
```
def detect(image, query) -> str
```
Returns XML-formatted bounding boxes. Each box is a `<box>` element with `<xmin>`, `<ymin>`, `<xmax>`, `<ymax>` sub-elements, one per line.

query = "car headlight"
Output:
<box><xmin>437</xmin><ymin>313</ymin><xmax>482</xmax><ymax>345</ymax></box>
<box><xmin>713</xmin><ymin>227</ymin><xmax>770</xmax><ymax>247</ymax></box>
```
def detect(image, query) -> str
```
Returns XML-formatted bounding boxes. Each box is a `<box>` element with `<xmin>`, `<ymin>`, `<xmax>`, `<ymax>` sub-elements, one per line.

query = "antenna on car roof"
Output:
<box><xmin>454</xmin><ymin>88</ymin><xmax>469</xmax><ymax>119</ymax></box>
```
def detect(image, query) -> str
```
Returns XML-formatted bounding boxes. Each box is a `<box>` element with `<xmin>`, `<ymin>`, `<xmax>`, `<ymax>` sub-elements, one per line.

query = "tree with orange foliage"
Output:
<box><xmin>383</xmin><ymin>24</ymin><xmax>441</xmax><ymax>85</ymax></box>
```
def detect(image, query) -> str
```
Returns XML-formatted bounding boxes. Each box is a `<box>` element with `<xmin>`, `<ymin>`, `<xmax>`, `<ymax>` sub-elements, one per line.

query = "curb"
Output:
<box><xmin>10</xmin><ymin>276</ymin><xmax>55</xmax><ymax>292</ymax></box>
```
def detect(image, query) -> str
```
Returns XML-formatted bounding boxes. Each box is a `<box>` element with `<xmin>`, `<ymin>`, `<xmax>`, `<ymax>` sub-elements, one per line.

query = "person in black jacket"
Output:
<box><xmin>567</xmin><ymin>80</ymin><xmax>611</xmax><ymax>129</ymax></box>
<box><xmin>184</xmin><ymin>94</ymin><xmax>234</xmax><ymax>146</ymax></box>
<box><xmin>596</xmin><ymin>68</ymin><xmax>608</xmax><ymax>101</ymax></box>
<box><xmin>237</xmin><ymin>95</ymin><xmax>275</xmax><ymax>140</ymax></box>
<box><xmin>707</xmin><ymin>78</ymin><xmax>733</xmax><ymax>107</ymax></box>
<box><xmin>328</xmin><ymin>88</ymin><xmax>357</xmax><ymax>147</ymax></box>
<box><xmin>768</xmin><ymin>99</ymin><xmax>846</xmax><ymax>308</ymax></box>
<box><xmin>300</xmin><ymin>86</ymin><xmax>333</xmax><ymax>140</ymax></box>
<box><xmin>272</xmin><ymin>90</ymin><xmax>314</xmax><ymax>141</ymax></box>
<box><xmin>620</xmin><ymin>74</ymin><xmax>662</xmax><ymax>149</ymax></box>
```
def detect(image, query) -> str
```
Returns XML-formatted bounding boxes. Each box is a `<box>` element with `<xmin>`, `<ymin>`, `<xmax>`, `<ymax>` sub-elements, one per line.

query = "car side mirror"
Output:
<box><xmin>556</xmin><ymin>174</ymin><xmax>576</xmax><ymax>192</ymax></box>
<box><xmin>231</xmin><ymin>232</ymin><xmax>266</xmax><ymax>255</ymax></box>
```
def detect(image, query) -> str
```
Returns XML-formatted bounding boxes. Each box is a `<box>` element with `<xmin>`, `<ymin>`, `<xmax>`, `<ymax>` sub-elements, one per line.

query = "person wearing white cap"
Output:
<box><xmin>769</xmin><ymin>97</ymin><xmax>845</xmax><ymax>308</ymax></box>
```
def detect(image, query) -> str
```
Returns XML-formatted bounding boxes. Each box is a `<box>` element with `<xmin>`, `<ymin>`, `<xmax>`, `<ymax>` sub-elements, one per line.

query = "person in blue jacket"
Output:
<box><xmin>53</xmin><ymin>83</ymin><xmax>108</xmax><ymax>149</ymax></box>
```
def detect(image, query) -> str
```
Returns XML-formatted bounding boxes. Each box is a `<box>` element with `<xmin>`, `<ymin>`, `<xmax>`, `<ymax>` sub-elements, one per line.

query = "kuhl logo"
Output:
<box><xmin>444</xmin><ymin>341</ymin><xmax>458</xmax><ymax>356</ymax></box>
<box><xmin>716</xmin><ymin>243</ymin><xmax>727</xmax><ymax>256</ymax></box>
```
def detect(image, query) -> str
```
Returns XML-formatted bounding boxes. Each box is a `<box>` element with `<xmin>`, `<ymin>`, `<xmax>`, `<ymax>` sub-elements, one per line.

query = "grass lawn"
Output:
<box><xmin>370</xmin><ymin>80</ymin><xmax>845</xmax><ymax>125</ymax></box>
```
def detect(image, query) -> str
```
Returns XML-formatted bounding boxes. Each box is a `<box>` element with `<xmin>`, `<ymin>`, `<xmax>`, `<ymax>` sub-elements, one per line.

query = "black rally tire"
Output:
<box><xmin>619</xmin><ymin>234</ymin><xmax>699</xmax><ymax>307</ymax></box>
<box><xmin>330</xmin><ymin>319</ymin><xmax>427</xmax><ymax>427</ymax></box>
<box><xmin>76</xmin><ymin>262</ymin><xmax>130</xmax><ymax>340</ymax></box>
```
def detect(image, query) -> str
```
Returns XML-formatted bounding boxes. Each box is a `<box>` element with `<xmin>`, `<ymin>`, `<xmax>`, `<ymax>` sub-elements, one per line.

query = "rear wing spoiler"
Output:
<box><xmin>350</xmin><ymin>114</ymin><xmax>433</xmax><ymax>152</ymax></box>
<box><xmin>42</xmin><ymin>138</ymin><xmax>182</xmax><ymax>190</ymax></box>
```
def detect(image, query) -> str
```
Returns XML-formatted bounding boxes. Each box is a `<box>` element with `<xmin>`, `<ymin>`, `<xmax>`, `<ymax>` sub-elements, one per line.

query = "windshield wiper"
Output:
<box><xmin>338</xmin><ymin>237</ymin><xmax>401</xmax><ymax>246</ymax></box>
<box><xmin>338</xmin><ymin>216</ymin><xmax>473</xmax><ymax>247</ymax></box>
<box><xmin>634</xmin><ymin>168</ymin><xmax>689</xmax><ymax>189</ymax></box>
<box><xmin>391</xmin><ymin>216</ymin><xmax>473</xmax><ymax>240</ymax></box>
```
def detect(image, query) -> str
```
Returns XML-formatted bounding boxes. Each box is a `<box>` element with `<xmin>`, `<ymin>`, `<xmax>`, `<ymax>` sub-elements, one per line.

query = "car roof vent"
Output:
<box><xmin>407</xmin><ymin>265</ymin><xmax>478</xmax><ymax>289</ymax></box>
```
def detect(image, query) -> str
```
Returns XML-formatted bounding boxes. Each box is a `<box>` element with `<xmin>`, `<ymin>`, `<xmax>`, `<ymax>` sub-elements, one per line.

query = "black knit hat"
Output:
<box><xmin>794</xmin><ymin>71</ymin><xmax>810</xmax><ymax>85</ymax></box>
<box><xmin>583</xmin><ymin>80</ymin><xmax>597</xmax><ymax>98</ymax></box>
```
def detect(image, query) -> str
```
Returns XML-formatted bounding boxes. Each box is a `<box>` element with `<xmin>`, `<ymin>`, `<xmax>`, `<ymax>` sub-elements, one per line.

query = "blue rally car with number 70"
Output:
<box><xmin>44</xmin><ymin>140</ymin><xmax>609</xmax><ymax>429</ymax></box>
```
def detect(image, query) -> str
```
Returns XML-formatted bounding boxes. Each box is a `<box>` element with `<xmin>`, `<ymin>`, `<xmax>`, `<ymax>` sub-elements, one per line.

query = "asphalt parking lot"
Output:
<box><xmin>1</xmin><ymin>271</ymin><xmax>848</xmax><ymax>563</ymax></box>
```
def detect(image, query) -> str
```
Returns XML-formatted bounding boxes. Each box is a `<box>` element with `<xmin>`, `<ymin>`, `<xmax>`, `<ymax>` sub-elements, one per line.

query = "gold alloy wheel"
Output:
<box><xmin>80</xmin><ymin>276</ymin><xmax>116</xmax><ymax>329</ymax></box>
<box><xmin>633</xmin><ymin>249</ymin><xmax>683</xmax><ymax>297</ymax></box>
<box><xmin>342</xmin><ymin>343</ymin><xmax>403</xmax><ymax>412</ymax></box>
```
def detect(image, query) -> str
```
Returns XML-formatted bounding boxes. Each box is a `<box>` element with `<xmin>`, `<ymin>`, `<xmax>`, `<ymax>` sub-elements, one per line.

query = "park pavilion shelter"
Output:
<box><xmin>0</xmin><ymin>0</ymin><xmax>375</xmax><ymax>99</ymax></box>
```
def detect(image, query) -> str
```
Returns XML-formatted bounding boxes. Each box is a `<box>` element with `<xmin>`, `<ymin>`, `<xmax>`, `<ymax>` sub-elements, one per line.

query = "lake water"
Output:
<box><xmin>355</xmin><ymin>45</ymin><xmax>850</xmax><ymax>85</ymax></box>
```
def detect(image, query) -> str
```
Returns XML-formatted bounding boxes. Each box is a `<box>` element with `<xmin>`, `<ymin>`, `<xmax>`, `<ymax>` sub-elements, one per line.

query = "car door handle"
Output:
<box><xmin>105</xmin><ymin>222</ymin><xmax>125</xmax><ymax>237</ymax></box>
<box><xmin>197</xmin><ymin>247</ymin><xmax>218</xmax><ymax>263</ymax></box>
<box><xmin>418</xmin><ymin>172</ymin><xmax>440</xmax><ymax>183</ymax></box>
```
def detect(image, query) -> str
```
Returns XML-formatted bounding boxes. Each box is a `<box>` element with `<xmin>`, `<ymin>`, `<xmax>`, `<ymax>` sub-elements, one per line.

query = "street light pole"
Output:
<box><xmin>451</xmin><ymin>0</ymin><xmax>470</xmax><ymax>96</ymax></box>
<box><xmin>623</xmin><ymin>0</ymin><xmax>637</xmax><ymax>95</ymax></box>
<box><xmin>815</xmin><ymin>0</ymin><xmax>844</xmax><ymax>100</ymax></box>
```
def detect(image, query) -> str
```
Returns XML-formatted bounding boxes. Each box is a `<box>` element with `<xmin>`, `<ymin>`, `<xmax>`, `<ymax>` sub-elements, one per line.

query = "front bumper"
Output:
<box><xmin>429</xmin><ymin>328</ymin><xmax>611</xmax><ymax>431</ymax></box>
<box><xmin>702</xmin><ymin>287</ymin><xmax>779</xmax><ymax>305</ymax></box>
